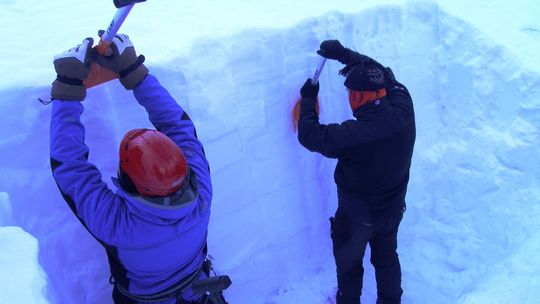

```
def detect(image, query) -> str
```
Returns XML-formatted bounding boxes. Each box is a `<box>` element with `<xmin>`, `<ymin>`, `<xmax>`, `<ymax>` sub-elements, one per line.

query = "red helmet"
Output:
<box><xmin>118</xmin><ymin>129</ymin><xmax>187</xmax><ymax>197</ymax></box>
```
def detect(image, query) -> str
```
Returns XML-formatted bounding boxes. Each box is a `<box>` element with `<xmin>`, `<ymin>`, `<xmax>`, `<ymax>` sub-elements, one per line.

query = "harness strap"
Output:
<box><xmin>113</xmin><ymin>267</ymin><xmax>202</xmax><ymax>303</ymax></box>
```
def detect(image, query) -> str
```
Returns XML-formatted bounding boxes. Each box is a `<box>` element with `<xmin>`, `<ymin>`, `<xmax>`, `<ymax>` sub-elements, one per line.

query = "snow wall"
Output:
<box><xmin>0</xmin><ymin>2</ymin><xmax>539</xmax><ymax>303</ymax></box>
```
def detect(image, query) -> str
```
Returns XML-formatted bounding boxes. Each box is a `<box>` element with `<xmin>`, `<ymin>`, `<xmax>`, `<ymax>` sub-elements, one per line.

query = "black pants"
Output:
<box><xmin>331</xmin><ymin>206</ymin><xmax>404</xmax><ymax>304</ymax></box>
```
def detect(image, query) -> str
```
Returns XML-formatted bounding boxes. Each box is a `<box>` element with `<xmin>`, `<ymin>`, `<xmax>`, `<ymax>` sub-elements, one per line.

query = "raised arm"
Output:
<box><xmin>133</xmin><ymin>75</ymin><xmax>211</xmax><ymax>185</ymax></box>
<box><xmin>93</xmin><ymin>33</ymin><xmax>211</xmax><ymax>197</ymax></box>
<box><xmin>298</xmin><ymin>40</ymin><xmax>414</xmax><ymax>157</ymax></box>
<box><xmin>49</xmin><ymin>38</ymin><xmax>125</xmax><ymax>245</ymax></box>
<box><xmin>317</xmin><ymin>40</ymin><xmax>377</xmax><ymax>66</ymax></box>
<box><xmin>318</xmin><ymin>39</ymin><xmax>414</xmax><ymax>114</ymax></box>
<box><xmin>297</xmin><ymin>79</ymin><xmax>353</xmax><ymax>158</ymax></box>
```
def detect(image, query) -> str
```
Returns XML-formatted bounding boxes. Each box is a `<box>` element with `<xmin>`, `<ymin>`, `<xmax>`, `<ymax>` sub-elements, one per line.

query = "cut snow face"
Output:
<box><xmin>0</xmin><ymin>2</ymin><xmax>539</xmax><ymax>304</ymax></box>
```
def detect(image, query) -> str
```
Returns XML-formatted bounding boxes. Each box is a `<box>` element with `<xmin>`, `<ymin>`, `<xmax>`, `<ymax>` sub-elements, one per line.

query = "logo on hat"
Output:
<box><xmin>366</xmin><ymin>67</ymin><xmax>385</xmax><ymax>85</ymax></box>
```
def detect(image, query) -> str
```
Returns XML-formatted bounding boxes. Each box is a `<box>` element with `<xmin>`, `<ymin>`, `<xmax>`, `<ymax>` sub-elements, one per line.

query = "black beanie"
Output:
<box><xmin>341</xmin><ymin>61</ymin><xmax>387</xmax><ymax>92</ymax></box>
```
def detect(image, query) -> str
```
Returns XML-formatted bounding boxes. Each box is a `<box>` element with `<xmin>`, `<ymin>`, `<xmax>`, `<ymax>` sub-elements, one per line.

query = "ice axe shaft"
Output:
<box><xmin>311</xmin><ymin>57</ymin><xmax>327</xmax><ymax>84</ymax></box>
<box><xmin>293</xmin><ymin>55</ymin><xmax>327</xmax><ymax>132</ymax></box>
<box><xmin>84</xmin><ymin>3</ymin><xmax>139</xmax><ymax>87</ymax></box>
<box><xmin>96</xmin><ymin>4</ymin><xmax>135</xmax><ymax>54</ymax></box>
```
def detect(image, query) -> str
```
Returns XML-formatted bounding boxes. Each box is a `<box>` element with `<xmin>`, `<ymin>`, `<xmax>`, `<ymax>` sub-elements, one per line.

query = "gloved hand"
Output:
<box><xmin>51</xmin><ymin>38</ymin><xmax>94</xmax><ymax>101</ymax></box>
<box><xmin>93</xmin><ymin>31</ymin><xmax>148</xmax><ymax>90</ymax></box>
<box><xmin>317</xmin><ymin>40</ymin><xmax>347</xmax><ymax>62</ymax></box>
<box><xmin>300</xmin><ymin>78</ymin><xmax>319</xmax><ymax>100</ymax></box>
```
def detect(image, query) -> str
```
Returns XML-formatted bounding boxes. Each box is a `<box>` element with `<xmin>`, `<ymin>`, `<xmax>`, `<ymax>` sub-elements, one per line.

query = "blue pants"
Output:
<box><xmin>331</xmin><ymin>205</ymin><xmax>404</xmax><ymax>304</ymax></box>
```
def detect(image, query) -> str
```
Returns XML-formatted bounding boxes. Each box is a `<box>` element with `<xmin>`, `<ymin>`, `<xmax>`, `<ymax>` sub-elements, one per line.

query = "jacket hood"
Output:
<box><xmin>112</xmin><ymin>167</ymin><xmax>200</xmax><ymax>221</ymax></box>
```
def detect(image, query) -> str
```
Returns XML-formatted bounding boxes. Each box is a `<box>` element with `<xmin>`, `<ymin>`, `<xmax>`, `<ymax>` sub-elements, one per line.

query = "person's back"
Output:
<box><xmin>331</xmin><ymin>72</ymin><xmax>415</xmax><ymax>219</ymax></box>
<box><xmin>48</xmin><ymin>34</ymin><xmax>221</xmax><ymax>303</ymax></box>
<box><xmin>297</xmin><ymin>39</ymin><xmax>415</xmax><ymax>304</ymax></box>
<box><xmin>100</xmin><ymin>77</ymin><xmax>213</xmax><ymax>298</ymax></box>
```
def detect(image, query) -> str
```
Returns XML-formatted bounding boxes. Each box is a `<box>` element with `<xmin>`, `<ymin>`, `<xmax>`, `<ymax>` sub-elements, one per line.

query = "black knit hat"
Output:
<box><xmin>341</xmin><ymin>61</ymin><xmax>387</xmax><ymax>92</ymax></box>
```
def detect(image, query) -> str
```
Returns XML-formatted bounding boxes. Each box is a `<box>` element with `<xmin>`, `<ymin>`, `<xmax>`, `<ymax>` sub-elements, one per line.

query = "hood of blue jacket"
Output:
<box><xmin>112</xmin><ymin>167</ymin><xmax>201</xmax><ymax>222</ymax></box>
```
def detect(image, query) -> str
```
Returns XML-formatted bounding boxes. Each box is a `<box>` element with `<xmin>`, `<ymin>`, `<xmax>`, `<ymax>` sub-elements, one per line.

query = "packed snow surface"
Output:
<box><xmin>0</xmin><ymin>1</ymin><xmax>539</xmax><ymax>303</ymax></box>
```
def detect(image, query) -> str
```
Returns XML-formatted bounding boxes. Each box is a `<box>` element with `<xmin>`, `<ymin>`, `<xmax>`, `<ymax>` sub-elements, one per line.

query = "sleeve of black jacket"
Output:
<box><xmin>339</xmin><ymin>48</ymin><xmax>372</xmax><ymax>66</ymax></box>
<box><xmin>297</xmin><ymin>96</ymin><xmax>355</xmax><ymax>158</ymax></box>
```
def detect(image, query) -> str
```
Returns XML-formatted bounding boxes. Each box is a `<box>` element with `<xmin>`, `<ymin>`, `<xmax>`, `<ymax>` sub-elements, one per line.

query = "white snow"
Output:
<box><xmin>0</xmin><ymin>192</ymin><xmax>13</xmax><ymax>226</ymax></box>
<box><xmin>1</xmin><ymin>0</ymin><xmax>540</xmax><ymax>303</ymax></box>
<box><xmin>0</xmin><ymin>225</ymin><xmax>48</xmax><ymax>304</ymax></box>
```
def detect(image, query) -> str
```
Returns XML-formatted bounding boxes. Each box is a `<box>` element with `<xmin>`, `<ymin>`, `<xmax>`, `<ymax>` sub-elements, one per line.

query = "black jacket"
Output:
<box><xmin>298</xmin><ymin>69</ymin><xmax>415</xmax><ymax>220</ymax></box>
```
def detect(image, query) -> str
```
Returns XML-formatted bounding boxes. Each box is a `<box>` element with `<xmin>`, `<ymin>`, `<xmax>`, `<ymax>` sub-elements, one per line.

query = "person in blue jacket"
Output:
<box><xmin>49</xmin><ymin>34</ymin><xmax>221</xmax><ymax>304</ymax></box>
<box><xmin>298</xmin><ymin>40</ymin><xmax>416</xmax><ymax>304</ymax></box>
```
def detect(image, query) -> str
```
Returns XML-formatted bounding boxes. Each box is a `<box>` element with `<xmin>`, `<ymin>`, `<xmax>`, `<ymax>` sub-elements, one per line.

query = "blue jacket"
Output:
<box><xmin>50</xmin><ymin>75</ymin><xmax>212</xmax><ymax>302</ymax></box>
<box><xmin>298</xmin><ymin>69</ymin><xmax>415</xmax><ymax>220</ymax></box>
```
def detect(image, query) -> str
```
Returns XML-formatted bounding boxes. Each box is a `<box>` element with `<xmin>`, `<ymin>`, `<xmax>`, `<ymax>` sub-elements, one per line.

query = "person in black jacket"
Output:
<box><xmin>298</xmin><ymin>40</ymin><xmax>416</xmax><ymax>304</ymax></box>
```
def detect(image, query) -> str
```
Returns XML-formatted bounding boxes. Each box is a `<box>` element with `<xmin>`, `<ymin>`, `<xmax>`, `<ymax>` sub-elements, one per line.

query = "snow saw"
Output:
<box><xmin>292</xmin><ymin>56</ymin><xmax>327</xmax><ymax>132</ymax></box>
<box><xmin>83</xmin><ymin>0</ymin><xmax>147</xmax><ymax>88</ymax></box>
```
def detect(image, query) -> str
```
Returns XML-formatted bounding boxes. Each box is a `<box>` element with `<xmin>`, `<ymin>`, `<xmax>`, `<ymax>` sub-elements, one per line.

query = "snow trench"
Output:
<box><xmin>0</xmin><ymin>2</ymin><xmax>539</xmax><ymax>303</ymax></box>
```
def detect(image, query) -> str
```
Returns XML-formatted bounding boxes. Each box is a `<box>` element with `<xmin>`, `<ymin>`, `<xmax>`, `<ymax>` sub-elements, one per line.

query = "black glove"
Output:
<box><xmin>51</xmin><ymin>38</ymin><xmax>94</xmax><ymax>101</ymax></box>
<box><xmin>317</xmin><ymin>40</ymin><xmax>347</xmax><ymax>62</ymax></box>
<box><xmin>300</xmin><ymin>78</ymin><xmax>319</xmax><ymax>100</ymax></box>
<box><xmin>114</xmin><ymin>0</ymin><xmax>146</xmax><ymax>8</ymax></box>
<box><xmin>93</xmin><ymin>32</ymin><xmax>148</xmax><ymax>90</ymax></box>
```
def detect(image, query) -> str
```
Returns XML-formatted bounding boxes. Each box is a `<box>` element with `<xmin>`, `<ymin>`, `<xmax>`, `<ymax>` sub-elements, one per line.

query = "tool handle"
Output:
<box><xmin>96</xmin><ymin>4</ymin><xmax>135</xmax><ymax>55</ymax></box>
<box><xmin>311</xmin><ymin>57</ymin><xmax>327</xmax><ymax>85</ymax></box>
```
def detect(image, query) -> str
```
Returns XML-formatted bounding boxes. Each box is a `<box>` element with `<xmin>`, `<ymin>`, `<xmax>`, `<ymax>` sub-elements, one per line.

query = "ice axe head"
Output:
<box><xmin>113</xmin><ymin>0</ymin><xmax>146</xmax><ymax>8</ymax></box>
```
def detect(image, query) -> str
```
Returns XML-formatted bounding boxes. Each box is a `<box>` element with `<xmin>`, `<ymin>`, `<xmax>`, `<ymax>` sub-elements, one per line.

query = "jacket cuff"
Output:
<box><xmin>51</xmin><ymin>80</ymin><xmax>86</xmax><ymax>101</ymax></box>
<box><xmin>120</xmin><ymin>64</ymin><xmax>149</xmax><ymax>90</ymax></box>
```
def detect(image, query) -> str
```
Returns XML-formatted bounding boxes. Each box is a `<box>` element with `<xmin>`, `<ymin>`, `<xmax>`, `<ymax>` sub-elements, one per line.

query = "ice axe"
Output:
<box><xmin>83</xmin><ymin>0</ymin><xmax>147</xmax><ymax>88</ymax></box>
<box><xmin>292</xmin><ymin>56</ymin><xmax>327</xmax><ymax>132</ymax></box>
